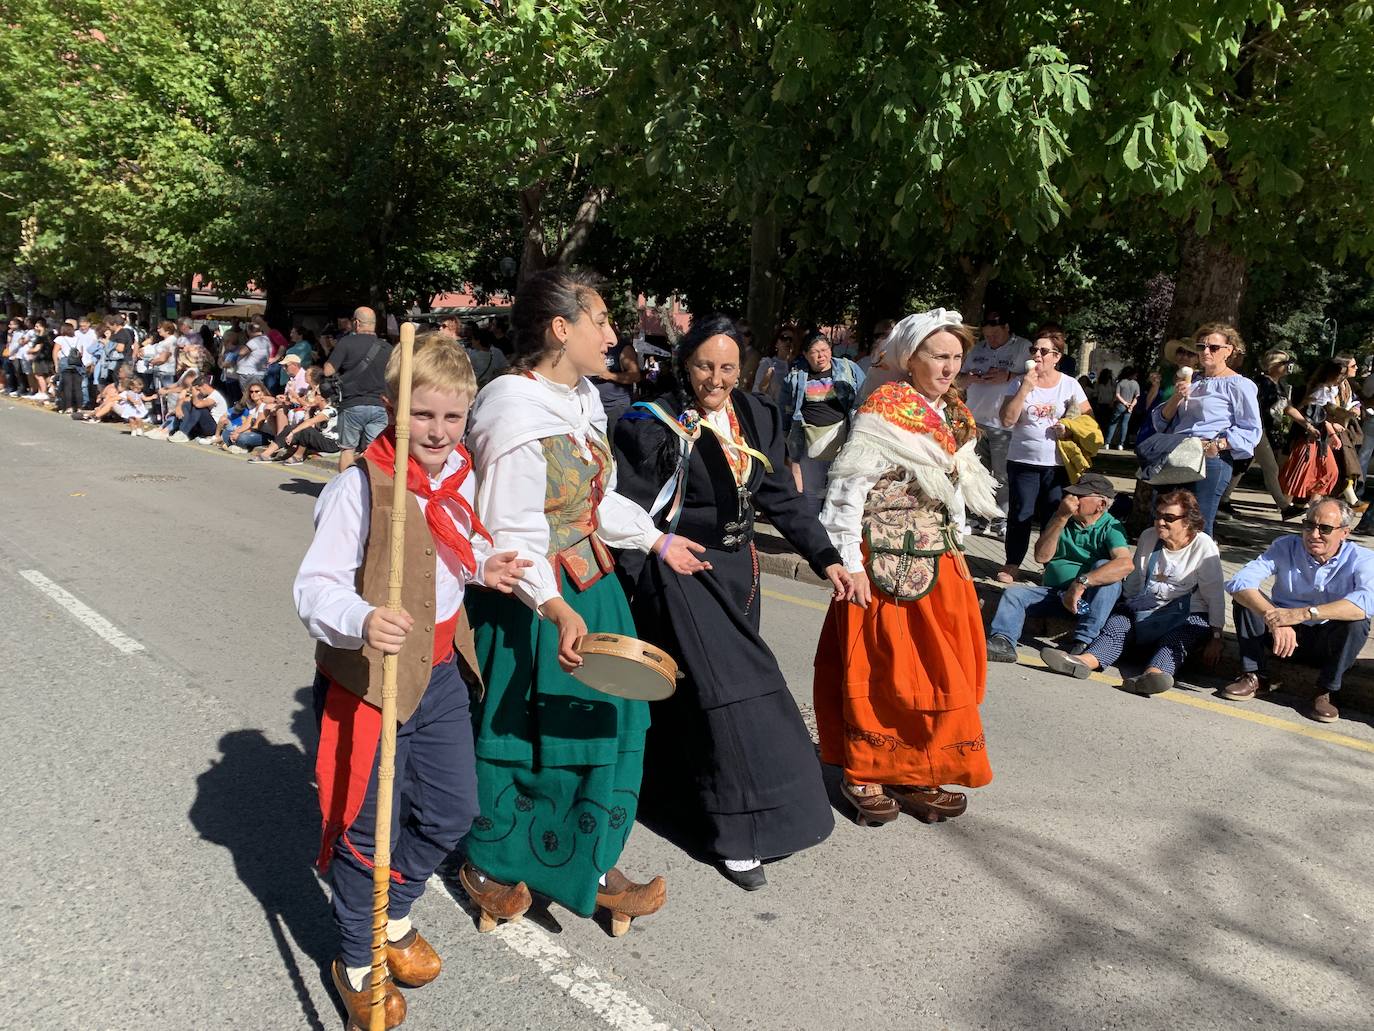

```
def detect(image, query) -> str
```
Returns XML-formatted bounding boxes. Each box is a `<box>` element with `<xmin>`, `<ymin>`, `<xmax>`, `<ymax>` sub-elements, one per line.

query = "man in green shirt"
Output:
<box><xmin>987</xmin><ymin>473</ymin><xmax>1134</xmax><ymax>663</ymax></box>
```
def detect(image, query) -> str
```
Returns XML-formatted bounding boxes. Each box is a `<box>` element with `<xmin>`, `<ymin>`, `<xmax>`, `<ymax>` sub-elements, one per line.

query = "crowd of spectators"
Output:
<box><xmin>6</xmin><ymin>300</ymin><xmax>1374</xmax><ymax>721</ymax></box>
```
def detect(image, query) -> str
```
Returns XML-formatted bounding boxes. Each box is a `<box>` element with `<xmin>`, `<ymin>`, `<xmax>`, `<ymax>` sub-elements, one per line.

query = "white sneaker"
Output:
<box><xmin>168</xmin><ymin>431</ymin><xmax>189</xmax><ymax>443</ymax></box>
<box><xmin>226</xmin><ymin>445</ymin><xmax>247</xmax><ymax>454</ymax></box>
<box><xmin>145</xmin><ymin>429</ymin><xmax>168</xmax><ymax>440</ymax></box>
<box><xmin>195</xmin><ymin>437</ymin><xmax>216</xmax><ymax>446</ymax></box>
<box><xmin>6</xmin><ymin>390</ymin><xmax>19</xmax><ymax>397</ymax></box>
<box><xmin>130</xmin><ymin>428</ymin><xmax>144</xmax><ymax>437</ymax></box>
<box><xmin>26</xmin><ymin>392</ymin><xmax>45</xmax><ymax>400</ymax></box>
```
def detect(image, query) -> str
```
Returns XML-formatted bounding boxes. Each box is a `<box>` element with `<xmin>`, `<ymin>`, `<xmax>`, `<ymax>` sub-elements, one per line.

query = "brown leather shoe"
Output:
<box><xmin>458</xmin><ymin>862</ymin><xmax>532</xmax><ymax>933</ymax></box>
<box><xmin>886</xmin><ymin>784</ymin><xmax>968</xmax><ymax>823</ymax></box>
<box><xmin>330</xmin><ymin>957</ymin><xmax>406</xmax><ymax>1030</ymax></box>
<box><xmin>387</xmin><ymin>928</ymin><xmax>440</xmax><ymax>988</ymax></box>
<box><xmin>1308</xmin><ymin>691</ymin><xmax>1340</xmax><ymax>723</ymax></box>
<box><xmin>1220</xmin><ymin>672</ymin><xmax>1270</xmax><ymax>701</ymax></box>
<box><xmin>841</xmin><ymin>780</ymin><xmax>900</xmax><ymax>826</ymax></box>
<box><xmin>596</xmin><ymin>867</ymin><xmax>667</xmax><ymax>937</ymax></box>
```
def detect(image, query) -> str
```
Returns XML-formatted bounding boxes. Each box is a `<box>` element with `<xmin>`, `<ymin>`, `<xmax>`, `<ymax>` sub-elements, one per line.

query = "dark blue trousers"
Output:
<box><xmin>1005</xmin><ymin>460</ymin><xmax>1069</xmax><ymax>566</ymax></box>
<box><xmin>314</xmin><ymin>658</ymin><xmax>478</xmax><ymax>968</ymax></box>
<box><xmin>178</xmin><ymin>404</ymin><xmax>217</xmax><ymax>439</ymax></box>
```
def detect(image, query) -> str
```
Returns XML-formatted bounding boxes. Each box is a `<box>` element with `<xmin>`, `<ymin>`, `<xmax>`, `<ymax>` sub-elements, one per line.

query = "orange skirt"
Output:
<box><xmin>813</xmin><ymin>553</ymin><xmax>991</xmax><ymax>788</ymax></box>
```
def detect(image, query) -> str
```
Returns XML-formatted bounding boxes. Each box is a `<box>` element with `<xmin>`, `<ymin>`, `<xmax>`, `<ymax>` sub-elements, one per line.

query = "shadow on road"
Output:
<box><xmin>278</xmin><ymin>477</ymin><xmax>326</xmax><ymax>498</ymax></box>
<box><xmin>940</xmin><ymin>755</ymin><xmax>1374</xmax><ymax>1029</ymax></box>
<box><xmin>188</xmin><ymin>686</ymin><xmax>339</xmax><ymax>1031</ymax></box>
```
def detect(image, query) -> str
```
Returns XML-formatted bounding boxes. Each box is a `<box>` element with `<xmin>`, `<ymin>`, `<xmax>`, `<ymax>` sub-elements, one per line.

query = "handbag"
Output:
<box><xmin>1127</xmin><ymin>544</ymin><xmax>1192</xmax><ymax>646</ymax></box>
<box><xmin>804</xmin><ymin>421</ymin><xmax>846</xmax><ymax>461</ymax></box>
<box><xmin>1146</xmin><ymin>435</ymin><xmax>1206</xmax><ymax>485</ymax></box>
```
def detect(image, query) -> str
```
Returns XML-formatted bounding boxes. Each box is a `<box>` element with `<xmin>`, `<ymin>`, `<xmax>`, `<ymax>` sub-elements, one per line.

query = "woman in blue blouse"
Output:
<box><xmin>1152</xmin><ymin>323</ymin><xmax>1262</xmax><ymax>535</ymax></box>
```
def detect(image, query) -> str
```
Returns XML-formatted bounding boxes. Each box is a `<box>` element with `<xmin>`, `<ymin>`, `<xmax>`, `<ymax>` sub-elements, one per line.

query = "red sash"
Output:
<box><xmin>314</xmin><ymin>613</ymin><xmax>459</xmax><ymax>873</ymax></box>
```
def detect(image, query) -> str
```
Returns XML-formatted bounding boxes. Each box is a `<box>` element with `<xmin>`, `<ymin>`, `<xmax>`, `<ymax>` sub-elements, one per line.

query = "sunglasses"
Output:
<box><xmin>1303</xmin><ymin>520</ymin><xmax>1343</xmax><ymax>536</ymax></box>
<box><xmin>1198</xmin><ymin>343</ymin><xmax>1230</xmax><ymax>353</ymax></box>
<box><xmin>1155</xmin><ymin>512</ymin><xmax>1186</xmax><ymax>524</ymax></box>
<box><xmin>1029</xmin><ymin>347</ymin><xmax>1061</xmax><ymax>357</ymax></box>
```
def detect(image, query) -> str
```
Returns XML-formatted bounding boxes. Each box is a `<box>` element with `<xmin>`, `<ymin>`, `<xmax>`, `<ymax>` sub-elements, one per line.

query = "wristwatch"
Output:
<box><xmin>1308</xmin><ymin>605</ymin><xmax>1321</xmax><ymax>621</ymax></box>
<box><xmin>1075</xmin><ymin>574</ymin><xmax>1091</xmax><ymax>588</ymax></box>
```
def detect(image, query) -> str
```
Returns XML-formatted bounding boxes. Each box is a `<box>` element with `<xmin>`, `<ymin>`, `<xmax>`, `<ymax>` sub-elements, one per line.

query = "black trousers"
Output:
<box><xmin>275</xmin><ymin>426</ymin><xmax>340</xmax><ymax>454</ymax></box>
<box><xmin>57</xmin><ymin>367</ymin><xmax>83</xmax><ymax>412</ymax></box>
<box><xmin>1233</xmin><ymin>599</ymin><xmax>1370</xmax><ymax>693</ymax></box>
<box><xmin>1005</xmin><ymin>460</ymin><xmax>1068</xmax><ymax>566</ymax></box>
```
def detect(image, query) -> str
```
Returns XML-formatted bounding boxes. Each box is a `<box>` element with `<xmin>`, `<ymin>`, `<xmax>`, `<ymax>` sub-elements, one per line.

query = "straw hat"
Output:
<box><xmin>1162</xmin><ymin>338</ymin><xmax>1197</xmax><ymax>366</ymax></box>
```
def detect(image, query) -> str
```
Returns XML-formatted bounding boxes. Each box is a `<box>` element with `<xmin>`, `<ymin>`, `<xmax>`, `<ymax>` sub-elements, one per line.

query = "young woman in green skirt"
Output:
<box><xmin>462</xmin><ymin>268</ymin><xmax>710</xmax><ymax>935</ymax></box>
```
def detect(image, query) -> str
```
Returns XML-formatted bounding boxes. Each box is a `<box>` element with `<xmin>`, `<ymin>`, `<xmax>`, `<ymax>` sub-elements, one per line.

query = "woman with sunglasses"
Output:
<box><xmin>1039</xmin><ymin>490</ymin><xmax>1224</xmax><ymax>694</ymax></box>
<box><xmin>997</xmin><ymin>324</ymin><xmax>1093</xmax><ymax>583</ymax></box>
<box><xmin>1152</xmin><ymin>323</ymin><xmax>1262</xmax><ymax>535</ymax></box>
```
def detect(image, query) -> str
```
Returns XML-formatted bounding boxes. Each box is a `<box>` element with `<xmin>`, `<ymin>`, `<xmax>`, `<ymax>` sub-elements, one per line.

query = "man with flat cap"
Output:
<box><xmin>986</xmin><ymin>472</ymin><xmax>1134</xmax><ymax>663</ymax></box>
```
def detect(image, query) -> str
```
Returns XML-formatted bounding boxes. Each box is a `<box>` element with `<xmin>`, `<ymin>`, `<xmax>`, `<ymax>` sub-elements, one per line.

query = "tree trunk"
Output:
<box><xmin>746</xmin><ymin>194</ymin><xmax>783</xmax><ymax>351</ymax></box>
<box><xmin>1164</xmin><ymin>227</ymin><xmax>1247</xmax><ymax>341</ymax></box>
<box><xmin>177</xmin><ymin>273</ymin><xmax>194</xmax><ymax>318</ymax></box>
<box><xmin>262</xmin><ymin>264</ymin><xmax>299</xmax><ymax>331</ymax></box>
<box><xmin>550</xmin><ymin>185</ymin><xmax>610</xmax><ymax>267</ymax></box>
<box><xmin>517</xmin><ymin>183</ymin><xmax>549</xmax><ymax>286</ymax></box>
<box><xmin>957</xmin><ymin>255</ymin><xmax>996</xmax><ymax>325</ymax></box>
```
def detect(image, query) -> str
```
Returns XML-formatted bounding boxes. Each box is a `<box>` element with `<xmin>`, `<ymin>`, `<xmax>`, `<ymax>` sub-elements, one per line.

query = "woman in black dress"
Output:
<box><xmin>613</xmin><ymin>314</ymin><xmax>852</xmax><ymax>890</ymax></box>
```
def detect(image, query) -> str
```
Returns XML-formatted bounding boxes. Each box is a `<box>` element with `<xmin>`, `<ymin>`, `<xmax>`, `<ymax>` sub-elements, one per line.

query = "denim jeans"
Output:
<box><xmin>178</xmin><ymin>405</ymin><xmax>216</xmax><ymax>439</ymax></box>
<box><xmin>338</xmin><ymin>404</ymin><xmax>388</xmax><ymax>451</ymax></box>
<box><xmin>795</xmin><ymin>454</ymin><xmax>831</xmax><ymax>518</ymax></box>
<box><xmin>222</xmin><ymin>427</ymin><xmax>266</xmax><ymax>449</ymax></box>
<box><xmin>989</xmin><ymin>562</ymin><xmax>1124</xmax><ymax>647</ymax></box>
<box><xmin>1105</xmin><ymin>405</ymin><xmax>1132</xmax><ymax>448</ymax></box>
<box><xmin>1005</xmin><ymin>461</ymin><xmax>1068</xmax><ymax>566</ymax></box>
<box><xmin>1182</xmin><ymin>452</ymin><xmax>1234</xmax><ymax>536</ymax></box>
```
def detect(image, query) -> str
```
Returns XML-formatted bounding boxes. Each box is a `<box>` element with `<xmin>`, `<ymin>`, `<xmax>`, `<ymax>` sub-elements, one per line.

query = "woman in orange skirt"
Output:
<box><xmin>814</xmin><ymin>308</ymin><xmax>1000</xmax><ymax>824</ymax></box>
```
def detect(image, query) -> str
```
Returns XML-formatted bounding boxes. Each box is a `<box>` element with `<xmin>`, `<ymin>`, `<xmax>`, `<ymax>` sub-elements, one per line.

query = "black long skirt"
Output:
<box><xmin>630</xmin><ymin>543</ymin><xmax>834</xmax><ymax>863</ymax></box>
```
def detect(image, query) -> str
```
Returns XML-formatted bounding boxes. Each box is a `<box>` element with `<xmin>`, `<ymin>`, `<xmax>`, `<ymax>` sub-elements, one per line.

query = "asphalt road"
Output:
<box><xmin>5</xmin><ymin>399</ymin><xmax>1374</xmax><ymax>1031</ymax></box>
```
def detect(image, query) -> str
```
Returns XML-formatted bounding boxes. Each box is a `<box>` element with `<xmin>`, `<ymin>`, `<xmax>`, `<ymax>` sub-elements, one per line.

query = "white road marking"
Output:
<box><xmin>19</xmin><ymin>570</ymin><xmax>145</xmax><ymax>655</ymax></box>
<box><xmin>429</xmin><ymin>875</ymin><xmax>675</xmax><ymax>1031</ymax></box>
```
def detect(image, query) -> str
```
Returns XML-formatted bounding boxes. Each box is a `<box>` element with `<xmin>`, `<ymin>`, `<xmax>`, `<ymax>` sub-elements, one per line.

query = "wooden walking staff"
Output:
<box><xmin>369</xmin><ymin>321</ymin><xmax>416</xmax><ymax>1031</ymax></box>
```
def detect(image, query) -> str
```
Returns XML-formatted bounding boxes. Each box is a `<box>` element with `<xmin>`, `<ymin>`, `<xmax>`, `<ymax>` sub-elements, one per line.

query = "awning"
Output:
<box><xmin>193</xmin><ymin>303</ymin><xmax>264</xmax><ymax>318</ymax></box>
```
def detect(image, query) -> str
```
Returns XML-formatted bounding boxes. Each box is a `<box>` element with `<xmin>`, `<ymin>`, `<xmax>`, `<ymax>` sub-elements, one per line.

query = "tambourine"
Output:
<box><xmin>571</xmin><ymin>633</ymin><xmax>679</xmax><ymax>701</ymax></box>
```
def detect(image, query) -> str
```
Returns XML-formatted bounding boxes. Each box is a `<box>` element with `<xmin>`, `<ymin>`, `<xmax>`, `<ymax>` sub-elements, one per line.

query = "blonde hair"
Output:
<box><xmin>385</xmin><ymin>330</ymin><xmax>477</xmax><ymax>404</ymax></box>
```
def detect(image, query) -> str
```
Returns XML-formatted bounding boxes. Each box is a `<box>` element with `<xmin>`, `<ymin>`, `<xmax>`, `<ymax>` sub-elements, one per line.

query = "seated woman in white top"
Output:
<box><xmin>1039</xmin><ymin>489</ymin><xmax>1225</xmax><ymax>695</ymax></box>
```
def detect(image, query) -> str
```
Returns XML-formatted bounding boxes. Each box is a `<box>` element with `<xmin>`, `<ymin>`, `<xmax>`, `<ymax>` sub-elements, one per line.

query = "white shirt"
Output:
<box><xmin>294</xmin><ymin>449</ymin><xmax>486</xmax><ymax>648</ymax></box>
<box><xmin>54</xmin><ymin>334</ymin><xmax>86</xmax><ymax>366</ymax></box>
<box><xmin>238</xmin><ymin>334</ymin><xmax>270</xmax><ymax>376</ymax></box>
<box><xmin>473</xmin><ymin>375</ymin><xmax>662</xmax><ymax>610</ymax></box>
<box><xmin>1003</xmin><ymin>374</ymin><xmax>1089</xmax><ymax>466</ymax></box>
<box><xmin>1124</xmin><ymin>528</ymin><xmax>1226</xmax><ymax>628</ymax></box>
<box><xmin>963</xmin><ymin>335</ymin><xmax>1032</xmax><ymax>427</ymax></box>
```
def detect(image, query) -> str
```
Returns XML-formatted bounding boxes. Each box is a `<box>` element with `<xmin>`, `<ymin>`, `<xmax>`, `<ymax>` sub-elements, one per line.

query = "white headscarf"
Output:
<box><xmin>859</xmin><ymin>307</ymin><xmax>964</xmax><ymax>402</ymax></box>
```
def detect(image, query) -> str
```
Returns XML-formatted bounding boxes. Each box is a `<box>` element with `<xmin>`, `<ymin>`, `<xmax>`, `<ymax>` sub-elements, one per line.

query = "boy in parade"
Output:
<box><xmin>293</xmin><ymin>332</ymin><xmax>529</xmax><ymax>1028</ymax></box>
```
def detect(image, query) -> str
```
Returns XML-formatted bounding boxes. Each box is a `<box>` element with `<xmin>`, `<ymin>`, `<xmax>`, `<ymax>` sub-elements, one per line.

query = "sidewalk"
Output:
<box><xmin>757</xmin><ymin>449</ymin><xmax>1374</xmax><ymax>717</ymax></box>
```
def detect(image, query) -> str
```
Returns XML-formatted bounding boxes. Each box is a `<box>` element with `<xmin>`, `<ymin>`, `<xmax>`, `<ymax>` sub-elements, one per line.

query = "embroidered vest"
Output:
<box><xmin>315</xmin><ymin>457</ymin><xmax>482</xmax><ymax>724</ymax></box>
<box><xmin>542</xmin><ymin>432</ymin><xmax>616</xmax><ymax>590</ymax></box>
<box><xmin>862</xmin><ymin>472</ymin><xmax>967</xmax><ymax>602</ymax></box>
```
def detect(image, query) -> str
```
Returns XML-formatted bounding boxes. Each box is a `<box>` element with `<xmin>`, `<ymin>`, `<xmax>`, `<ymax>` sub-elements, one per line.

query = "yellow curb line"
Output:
<box><xmin>761</xmin><ymin>587</ymin><xmax>830</xmax><ymax>613</ymax></box>
<box><xmin>763</xmin><ymin>588</ymin><xmax>1374</xmax><ymax>755</ymax></box>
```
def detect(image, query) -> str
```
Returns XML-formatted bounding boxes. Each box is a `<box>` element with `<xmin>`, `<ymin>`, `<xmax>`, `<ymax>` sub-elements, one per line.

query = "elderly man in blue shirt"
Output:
<box><xmin>1223</xmin><ymin>496</ymin><xmax>1374</xmax><ymax>723</ymax></box>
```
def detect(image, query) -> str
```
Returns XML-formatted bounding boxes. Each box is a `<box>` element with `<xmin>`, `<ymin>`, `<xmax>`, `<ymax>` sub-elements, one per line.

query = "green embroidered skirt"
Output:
<box><xmin>465</xmin><ymin>569</ymin><xmax>650</xmax><ymax>916</ymax></box>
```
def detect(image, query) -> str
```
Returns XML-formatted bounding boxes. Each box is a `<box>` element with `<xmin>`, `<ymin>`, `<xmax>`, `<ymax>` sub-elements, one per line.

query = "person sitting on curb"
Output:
<box><xmin>986</xmin><ymin>472</ymin><xmax>1133</xmax><ymax>663</ymax></box>
<box><xmin>1038</xmin><ymin>489</ymin><xmax>1225</xmax><ymax>694</ymax></box>
<box><xmin>1222</xmin><ymin>495</ymin><xmax>1374</xmax><ymax>723</ymax></box>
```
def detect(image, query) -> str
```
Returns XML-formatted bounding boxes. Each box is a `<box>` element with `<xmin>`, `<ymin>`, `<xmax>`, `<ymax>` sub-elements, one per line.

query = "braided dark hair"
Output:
<box><xmin>507</xmin><ymin>267</ymin><xmax>604</xmax><ymax>373</ymax></box>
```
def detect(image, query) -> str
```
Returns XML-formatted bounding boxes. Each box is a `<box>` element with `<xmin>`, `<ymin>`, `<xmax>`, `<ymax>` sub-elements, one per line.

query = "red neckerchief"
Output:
<box><xmin>363</xmin><ymin>428</ymin><xmax>492</xmax><ymax>575</ymax></box>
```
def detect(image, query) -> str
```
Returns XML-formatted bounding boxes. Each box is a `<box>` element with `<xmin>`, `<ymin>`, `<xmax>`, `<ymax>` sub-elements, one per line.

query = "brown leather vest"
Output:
<box><xmin>315</xmin><ymin>457</ymin><xmax>482</xmax><ymax>724</ymax></box>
